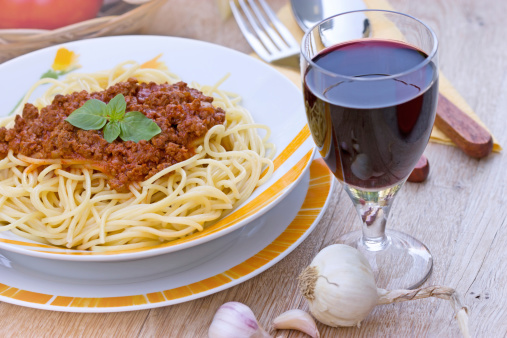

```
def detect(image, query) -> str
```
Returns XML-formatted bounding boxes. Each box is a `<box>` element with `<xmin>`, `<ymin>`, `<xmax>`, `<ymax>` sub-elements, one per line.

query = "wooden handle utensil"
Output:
<box><xmin>435</xmin><ymin>93</ymin><xmax>493</xmax><ymax>158</ymax></box>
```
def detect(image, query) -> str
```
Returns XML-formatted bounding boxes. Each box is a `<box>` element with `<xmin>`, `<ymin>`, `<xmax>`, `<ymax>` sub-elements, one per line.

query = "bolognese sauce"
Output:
<box><xmin>0</xmin><ymin>78</ymin><xmax>226</xmax><ymax>192</ymax></box>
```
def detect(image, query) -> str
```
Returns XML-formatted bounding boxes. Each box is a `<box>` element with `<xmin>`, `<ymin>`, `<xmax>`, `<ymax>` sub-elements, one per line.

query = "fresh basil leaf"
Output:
<box><xmin>119</xmin><ymin>111</ymin><xmax>161</xmax><ymax>143</ymax></box>
<box><xmin>107</xmin><ymin>94</ymin><xmax>126</xmax><ymax>121</ymax></box>
<box><xmin>66</xmin><ymin>94</ymin><xmax>160</xmax><ymax>144</ymax></box>
<box><xmin>66</xmin><ymin>99</ymin><xmax>107</xmax><ymax>130</ymax></box>
<box><xmin>103</xmin><ymin>121</ymin><xmax>121</xmax><ymax>143</ymax></box>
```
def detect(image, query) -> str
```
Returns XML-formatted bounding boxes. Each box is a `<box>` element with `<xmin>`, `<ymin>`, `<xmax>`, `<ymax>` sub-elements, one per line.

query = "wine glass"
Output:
<box><xmin>301</xmin><ymin>10</ymin><xmax>439</xmax><ymax>289</ymax></box>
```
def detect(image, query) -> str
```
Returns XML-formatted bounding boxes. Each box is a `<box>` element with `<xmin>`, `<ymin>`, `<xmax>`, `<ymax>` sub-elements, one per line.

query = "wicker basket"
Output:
<box><xmin>0</xmin><ymin>0</ymin><xmax>167</xmax><ymax>63</ymax></box>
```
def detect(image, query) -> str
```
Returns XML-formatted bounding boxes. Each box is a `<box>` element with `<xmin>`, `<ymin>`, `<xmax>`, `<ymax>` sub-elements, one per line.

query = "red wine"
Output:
<box><xmin>303</xmin><ymin>39</ymin><xmax>438</xmax><ymax>189</ymax></box>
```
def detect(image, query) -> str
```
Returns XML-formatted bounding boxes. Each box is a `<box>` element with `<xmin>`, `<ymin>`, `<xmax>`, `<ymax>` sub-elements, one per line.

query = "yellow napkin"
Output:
<box><xmin>270</xmin><ymin>0</ymin><xmax>501</xmax><ymax>152</ymax></box>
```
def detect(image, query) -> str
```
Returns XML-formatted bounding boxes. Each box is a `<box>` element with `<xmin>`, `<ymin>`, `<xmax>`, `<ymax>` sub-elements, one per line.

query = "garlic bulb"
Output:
<box><xmin>208</xmin><ymin>302</ymin><xmax>270</xmax><ymax>338</ymax></box>
<box><xmin>298</xmin><ymin>244</ymin><xmax>379</xmax><ymax>327</ymax></box>
<box><xmin>298</xmin><ymin>244</ymin><xmax>470</xmax><ymax>337</ymax></box>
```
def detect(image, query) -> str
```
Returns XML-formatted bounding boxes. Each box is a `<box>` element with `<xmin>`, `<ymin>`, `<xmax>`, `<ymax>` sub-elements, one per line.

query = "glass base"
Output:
<box><xmin>338</xmin><ymin>229</ymin><xmax>433</xmax><ymax>290</ymax></box>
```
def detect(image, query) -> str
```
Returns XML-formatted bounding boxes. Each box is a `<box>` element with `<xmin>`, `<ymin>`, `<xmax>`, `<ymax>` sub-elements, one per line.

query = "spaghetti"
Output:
<box><xmin>0</xmin><ymin>59</ymin><xmax>275</xmax><ymax>252</ymax></box>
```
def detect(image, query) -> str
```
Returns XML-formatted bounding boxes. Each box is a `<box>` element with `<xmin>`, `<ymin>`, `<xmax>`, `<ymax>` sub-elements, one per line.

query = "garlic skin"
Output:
<box><xmin>298</xmin><ymin>244</ymin><xmax>379</xmax><ymax>327</ymax></box>
<box><xmin>208</xmin><ymin>301</ymin><xmax>270</xmax><ymax>338</ymax></box>
<box><xmin>273</xmin><ymin>309</ymin><xmax>320</xmax><ymax>338</ymax></box>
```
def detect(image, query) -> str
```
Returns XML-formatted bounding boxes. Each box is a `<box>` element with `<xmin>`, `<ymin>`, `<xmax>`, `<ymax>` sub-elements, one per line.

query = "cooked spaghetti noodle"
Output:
<box><xmin>0</xmin><ymin>59</ymin><xmax>275</xmax><ymax>252</ymax></box>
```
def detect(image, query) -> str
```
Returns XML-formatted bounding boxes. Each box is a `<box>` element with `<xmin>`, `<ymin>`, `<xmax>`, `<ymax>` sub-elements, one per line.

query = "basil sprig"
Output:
<box><xmin>65</xmin><ymin>94</ymin><xmax>161</xmax><ymax>143</ymax></box>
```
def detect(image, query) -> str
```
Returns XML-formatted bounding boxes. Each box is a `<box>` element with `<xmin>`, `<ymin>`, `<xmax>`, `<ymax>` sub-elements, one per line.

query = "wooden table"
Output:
<box><xmin>1</xmin><ymin>0</ymin><xmax>506</xmax><ymax>336</ymax></box>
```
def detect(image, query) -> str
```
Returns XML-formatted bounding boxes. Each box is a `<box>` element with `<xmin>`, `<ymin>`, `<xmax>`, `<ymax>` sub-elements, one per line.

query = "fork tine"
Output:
<box><xmin>257</xmin><ymin>0</ymin><xmax>299</xmax><ymax>48</ymax></box>
<box><xmin>238</xmin><ymin>0</ymin><xmax>279</xmax><ymax>55</ymax></box>
<box><xmin>231</xmin><ymin>0</ymin><xmax>299</xmax><ymax>64</ymax></box>
<box><xmin>229</xmin><ymin>0</ymin><xmax>272</xmax><ymax>61</ymax></box>
<box><xmin>247</xmin><ymin>0</ymin><xmax>288</xmax><ymax>50</ymax></box>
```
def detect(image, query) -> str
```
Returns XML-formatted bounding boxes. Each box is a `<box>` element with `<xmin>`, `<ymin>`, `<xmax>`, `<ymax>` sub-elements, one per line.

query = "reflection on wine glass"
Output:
<box><xmin>301</xmin><ymin>10</ymin><xmax>439</xmax><ymax>289</ymax></box>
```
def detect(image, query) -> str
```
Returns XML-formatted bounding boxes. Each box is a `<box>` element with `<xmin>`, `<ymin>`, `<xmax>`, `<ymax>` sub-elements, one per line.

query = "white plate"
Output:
<box><xmin>0</xmin><ymin>36</ymin><xmax>315</xmax><ymax>261</ymax></box>
<box><xmin>0</xmin><ymin>159</ymin><xmax>334</xmax><ymax>312</ymax></box>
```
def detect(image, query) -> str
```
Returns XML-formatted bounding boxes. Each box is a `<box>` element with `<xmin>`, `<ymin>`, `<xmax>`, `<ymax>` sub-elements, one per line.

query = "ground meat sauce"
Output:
<box><xmin>0</xmin><ymin>79</ymin><xmax>226</xmax><ymax>192</ymax></box>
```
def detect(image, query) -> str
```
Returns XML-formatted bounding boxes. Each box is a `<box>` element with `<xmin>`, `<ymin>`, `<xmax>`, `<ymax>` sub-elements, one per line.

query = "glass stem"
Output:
<box><xmin>343</xmin><ymin>182</ymin><xmax>404</xmax><ymax>251</ymax></box>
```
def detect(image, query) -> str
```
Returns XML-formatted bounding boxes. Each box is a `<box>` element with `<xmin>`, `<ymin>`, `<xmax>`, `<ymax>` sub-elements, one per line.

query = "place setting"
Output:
<box><xmin>0</xmin><ymin>0</ymin><xmax>504</xmax><ymax>337</ymax></box>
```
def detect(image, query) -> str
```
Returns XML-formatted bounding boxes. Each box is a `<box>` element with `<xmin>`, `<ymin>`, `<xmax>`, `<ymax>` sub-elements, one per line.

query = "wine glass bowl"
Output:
<box><xmin>301</xmin><ymin>10</ymin><xmax>439</xmax><ymax>289</ymax></box>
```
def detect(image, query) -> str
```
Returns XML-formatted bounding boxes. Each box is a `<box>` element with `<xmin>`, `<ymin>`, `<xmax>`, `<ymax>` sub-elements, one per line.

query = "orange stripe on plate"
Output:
<box><xmin>301</xmin><ymin>191</ymin><xmax>331</xmax><ymax>209</ymax></box>
<box><xmin>287</xmin><ymin>218</ymin><xmax>319</xmax><ymax>231</ymax></box>
<box><xmin>70</xmin><ymin>298</ymin><xmax>100</xmax><ymax>308</ymax></box>
<box><xmin>225</xmin><ymin>254</ymin><xmax>277</xmax><ymax>279</ymax></box>
<box><xmin>163</xmin><ymin>285</ymin><xmax>193</xmax><ymax>301</ymax></box>
<box><xmin>309</xmin><ymin>158</ymin><xmax>331</xmax><ymax>177</ymax></box>
<box><xmin>1</xmin><ymin>287</ymin><xmax>19</xmax><ymax>297</ymax></box>
<box><xmin>310</xmin><ymin>174</ymin><xmax>333</xmax><ymax>183</ymax></box>
<box><xmin>225</xmin><ymin>263</ymin><xmax>256</xmax><ymax>279</ymax></box>
<box><xmin>0</xmin><ymin>284</ymin><xmax>9</xmax><ymax>293</ymax></box>
<box><xmin>255</xmin><ymin>250</ymin><xmax>279</xmax><ymax>261</ymax></box>
<box><xmin>272</xmin><ymin>125</ymin><xmax>311</xmax><ymax>172</ymax></box>
<box><xmin>274</xmin><ymin>231</ymin><xmax>303</xmax><ymax>245</ymax></box>
<box><xmin>146</xmin><ymin>292</ymin><xmax>166</xmax><ymax>304</ymax></box>
<box><xmin>95</xmin><ymin>295</ymin><xmax>147</xmax><ymax>308</ymax></box>
<box><xmin>51</xmin><ymin>296</ymin><xmax>74</xmax><ymax>307</ymax></box>
<box><xmin>261</xmin><ymin>242</ymin><xmax>289</xmax><ymax>254</ymax></box>
<box><xmin>187</xmin><ymin>274</ymin><xmax>231</xmax><ymax>294</ymax></box>
<box><xmin>33</xmin><ymin>249</ymin><xmax>94</xmax><ymax>255</ymax></box>
<box><xmin>11</xmin><ymin>290</ymin><xmax>53</xmax><ymax>304</ymax></box>
<box><xmin>0</xmin><ymin>238</ymin><xmax>59</xmax><ymax>249</ymax></box>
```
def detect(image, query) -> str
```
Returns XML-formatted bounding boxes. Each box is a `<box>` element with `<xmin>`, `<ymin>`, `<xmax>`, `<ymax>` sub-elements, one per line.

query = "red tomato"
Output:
<box><xmin>0</xmin><ymin>0</ymin><xmax>104</xmax><ymax>30</ymax></box>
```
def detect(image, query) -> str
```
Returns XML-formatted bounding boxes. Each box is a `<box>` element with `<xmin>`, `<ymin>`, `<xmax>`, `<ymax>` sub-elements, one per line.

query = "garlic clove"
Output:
<box><xmin>273</xmin><ymin>309</ymin><xmax>320</xmax><ymax>338</ymax></box>
<box><xmin>208</xmin><ymin>301</ymin><xmax>270</xmax><ymax>338</ymax></box>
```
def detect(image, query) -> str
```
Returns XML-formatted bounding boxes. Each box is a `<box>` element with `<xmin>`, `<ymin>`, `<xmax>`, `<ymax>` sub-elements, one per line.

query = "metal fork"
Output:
<box><xmin>230</xmin><ymin>0</ymin><xmax>300</xmax><ymax>67</ymax></box>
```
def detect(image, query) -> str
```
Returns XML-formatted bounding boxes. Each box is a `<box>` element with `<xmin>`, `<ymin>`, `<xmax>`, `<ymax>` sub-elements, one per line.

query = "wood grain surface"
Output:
<box><xmin>1</xmin><ymin>0</ymin><xmax>506</xmax><ymax>337</ymax></box>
